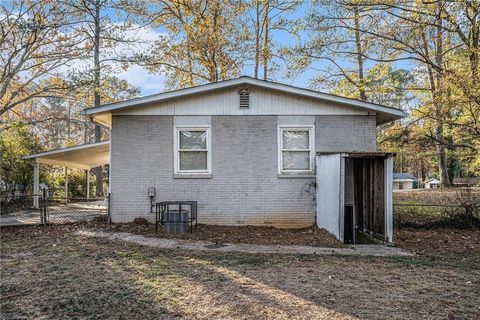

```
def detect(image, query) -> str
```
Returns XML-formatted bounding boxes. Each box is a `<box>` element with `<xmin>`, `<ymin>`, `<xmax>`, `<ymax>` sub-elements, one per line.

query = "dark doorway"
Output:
<box><xmin>350</xmin><ymin>156</ymin><xmax>386</xmax><ymax>243</ymax></box>
<box><xmin>343</xmin><ymin>205</ymin><xmax>354</xmax><ymax>244</ymax></box>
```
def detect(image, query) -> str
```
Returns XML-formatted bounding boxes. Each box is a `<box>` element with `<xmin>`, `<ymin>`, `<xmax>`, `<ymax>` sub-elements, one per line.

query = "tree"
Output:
<box><xmin>357</xmin><ymin>1</ymin><xmax>480</xmax><ymax>184</ymax></box>
<box><xmin>330</xmin><ymin>64</ymin><xmax>415</xmax><ymax>108</ymax></box>
<box><xmin>294</xmin><ymin>1</ymin><xmax>479</xmax><ymax>185</ymax></box>
<box><xmin>0</xmin><ymin>122</ymin><xmax>43</xmax><ymax>195</ymax></box>
<box><xmin>64</xmin><ymin>0</ymin><xmax>141</xmax><ymax>196</ymax></box>
<box><xmin>290</xmin><ymin>1</ymin><xmax>390</xmax><ymax>102</ymax></box>
<box><xmin>138</xmin><ymin>0</ymin><xmax>250</xmax><ymax>88</ymax></box>
<box><xmin>0</xmin><ymin>0</ymin><xmax>81</xmax><ymax>119</ymax></box>
<box><xmin>250</xmin><ymin>0</ymin><xmax>301</xmax><ymax>80</ymax></box>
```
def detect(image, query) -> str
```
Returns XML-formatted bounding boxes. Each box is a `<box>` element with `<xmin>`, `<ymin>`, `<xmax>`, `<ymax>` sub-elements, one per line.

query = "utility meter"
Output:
<box><xmin>148</xmin><ymin>187</ymin><xmax>156</xmax><ymax>213</ymax></box>
<box><xmin>148</xmin><ymin>187</ymin><xmax>155</xmax><ymax>197</ymax></box>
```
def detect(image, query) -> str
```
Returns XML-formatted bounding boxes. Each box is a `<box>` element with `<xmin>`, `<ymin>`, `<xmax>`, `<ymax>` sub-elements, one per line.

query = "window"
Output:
<box><xmin>399</xmin><ymin>182</ymin><xmax>403</xmax><ymax>190</ymax></box>
<box><xmin>278</xmin><ymin>126</ymin><xmax>314</xmax><ymax>174</ymax></box>
<box><xmin>174</xmin><ymin>126</ymin><xmax>211</xmax><ymax>174</ymax></box>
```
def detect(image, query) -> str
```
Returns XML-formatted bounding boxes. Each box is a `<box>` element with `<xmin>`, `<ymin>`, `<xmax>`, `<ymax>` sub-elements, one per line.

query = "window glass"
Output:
<box><xmin>176</xmin><ymin>128</ymin><xmax>209</xmax><ymax>173</ymax></box>
<box><xmin>283</xmin><ymin>131</ymin><xmax>309</xmax><ymax>149</ymax></box>
<box><xmin>280</xmin><ymin>128</ymin><xmax>312</xmax><ymax>172</ymax></box>
<box><xmin>179</xmin><ymin>151</ymin><xmax>207</xmax><ymax>171</ymax></box>
<box><xmin>179</xmin><ymin>131</ymin><xmax>207</xmax><ymax>150</ymax></box>
<box><xmin>282</xmin><ymin>151</ymin><xmax>310</xmax><ymax>170</ymax></box>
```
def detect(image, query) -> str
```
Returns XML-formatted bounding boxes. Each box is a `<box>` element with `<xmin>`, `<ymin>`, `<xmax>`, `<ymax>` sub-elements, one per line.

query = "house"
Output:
<box><xmin>424</xmin><ymin>178</ymin><xmax>441</xmax><ymax>189</ymax></box>
<box><xmin>25</xmin><ymin>77</ymin><xmax>406</xmax><ymax>243</ymax></box>
<box><xmin>393</xmin><ymin>173</ymin><xmax>417</xmax><ymax>190</ymax></box>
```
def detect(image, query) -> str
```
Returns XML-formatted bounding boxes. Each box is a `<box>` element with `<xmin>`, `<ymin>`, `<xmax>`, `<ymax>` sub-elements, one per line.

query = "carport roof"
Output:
<box><xmin>23</xmin><ymin>141</ymin><xmax>110</xmax><ymax>170</ymax></box>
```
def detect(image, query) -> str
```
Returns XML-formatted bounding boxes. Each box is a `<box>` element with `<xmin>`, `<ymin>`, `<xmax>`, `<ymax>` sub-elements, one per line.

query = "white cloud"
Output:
<box><xmin>115</xmin><ymin>64</ymin><xmax>167</xmax><ymax>95</ymax></box>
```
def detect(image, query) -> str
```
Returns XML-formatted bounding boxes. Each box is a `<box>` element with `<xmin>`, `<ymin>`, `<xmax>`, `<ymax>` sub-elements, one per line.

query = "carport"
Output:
<box><xmin>23</xmin><ymin>141</ymin><xmax>110</xmax><ymax>207</ymax></box>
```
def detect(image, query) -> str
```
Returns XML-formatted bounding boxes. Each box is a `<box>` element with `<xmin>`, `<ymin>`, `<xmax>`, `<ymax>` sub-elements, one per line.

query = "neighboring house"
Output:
<box><xmin>393</xmin><ymin>173</ymin><xmax>417</xmax><ymax>190</ymax></box>
<box><xmin>424</xmin><ymin>178</ymin><xmax>441</xmax><ymax>189</ymax></box>
<box><xmin>25</xmin><ymin>77</ymin><xmax>406</xmax><ymax>244</ymax></box>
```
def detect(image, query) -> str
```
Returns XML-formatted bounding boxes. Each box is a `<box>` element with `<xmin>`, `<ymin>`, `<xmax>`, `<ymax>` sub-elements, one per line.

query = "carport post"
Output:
<box><xmin>86</xmin><ymin>169</ymin><xmax>90</xmax><ymax>199</ymax></box>
<box><xmin>33</xmin><ymin>162</ymin><xmax>39</xmax><ymax>208</ymax></box>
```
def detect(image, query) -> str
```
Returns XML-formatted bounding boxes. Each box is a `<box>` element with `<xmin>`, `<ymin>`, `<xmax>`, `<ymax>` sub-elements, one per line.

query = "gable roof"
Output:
<box><xmin>425</xmin><ymin>178</ymin><xmax>441</xmax><ymax>184</ymax></box>
<box><xmin>84</xmin><ymin>76</ymin><xmax>406</xmax><ymax>127</ymax></box>
<box><xmin>393</xmin><ymin>173</ymin><xmax>417</xmax><ymax>181</ymax></box>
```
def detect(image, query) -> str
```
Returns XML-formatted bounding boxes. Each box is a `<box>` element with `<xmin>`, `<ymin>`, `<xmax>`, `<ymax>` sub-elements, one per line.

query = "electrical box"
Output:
<box><xmin>148</xmin><ymin>187</ymin><xmax>155</xmax><ymax>197</ymax></box>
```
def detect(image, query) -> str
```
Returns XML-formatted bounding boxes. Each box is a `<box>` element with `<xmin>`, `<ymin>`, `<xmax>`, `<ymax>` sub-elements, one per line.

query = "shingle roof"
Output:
<box><xmin>393</xmin><ymin>173</ymin><xmax>417</xmax><ymax>180</ymax></box>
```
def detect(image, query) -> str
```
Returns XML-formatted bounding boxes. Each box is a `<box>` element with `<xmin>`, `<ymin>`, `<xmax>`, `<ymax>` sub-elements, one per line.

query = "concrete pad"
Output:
<box><xmin>75</xmin><ymin>229</ymin><xmax>413</xmax><ymax>257</ymax></box>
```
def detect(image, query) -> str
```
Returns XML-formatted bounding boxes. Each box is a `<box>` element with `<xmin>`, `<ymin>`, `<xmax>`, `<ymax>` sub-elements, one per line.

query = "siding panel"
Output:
<box><xmin>114</xmin><ymin>87</ymin><xmax>372</xmax><ymax>116</ymax></box>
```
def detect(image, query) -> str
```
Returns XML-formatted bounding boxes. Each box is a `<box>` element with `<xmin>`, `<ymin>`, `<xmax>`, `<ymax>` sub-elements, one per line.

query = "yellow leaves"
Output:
<box><xmin>49</xmin><ymin>77</ymin><xmax>64</xmax><ymax>87</ymax></box>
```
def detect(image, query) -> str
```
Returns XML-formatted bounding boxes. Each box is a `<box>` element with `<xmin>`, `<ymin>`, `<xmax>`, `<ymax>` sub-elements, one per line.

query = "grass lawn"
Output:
<box><xmin>1</xmin><ymin>225</ymin><xmax>479</xmax><ymax>320</ymax></box>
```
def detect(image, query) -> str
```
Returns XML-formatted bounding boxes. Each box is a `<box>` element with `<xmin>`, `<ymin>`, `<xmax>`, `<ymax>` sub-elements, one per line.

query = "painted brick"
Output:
<box><xmin>315</xmin><ymin>115</ymin><xmax>376</xmax><ymax>152</ymax></box>
<box><xmin>110</xmin><ymin>114</ymin><xmax>376</xmax><ymax>227</ymax></box>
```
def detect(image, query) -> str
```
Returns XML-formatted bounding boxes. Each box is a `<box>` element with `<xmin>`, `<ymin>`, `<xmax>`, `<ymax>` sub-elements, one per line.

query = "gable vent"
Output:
<box><xmin>238</xmin><ymin>88</ymin><xmax>250</xmax><ymax>108</ymax></box>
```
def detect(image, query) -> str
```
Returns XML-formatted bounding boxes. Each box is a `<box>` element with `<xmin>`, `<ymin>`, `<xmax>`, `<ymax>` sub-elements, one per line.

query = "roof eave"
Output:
<box><xmin>23</xmin><ymin>141</ymin><xmax>110</xmax><ymax>160</ymax></box>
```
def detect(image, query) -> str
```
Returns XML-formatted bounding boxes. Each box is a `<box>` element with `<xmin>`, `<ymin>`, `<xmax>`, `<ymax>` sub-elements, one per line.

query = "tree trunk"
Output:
<box><xmin>262</xmin><ymin>0</ymin><xmax>270</xmax><ymax>80</ymax></box>
<box><xmin>353</xmin><ymin>5</ymin><xmax>367</xmax><ymax>101</ymax></box>
<box><xmin>422</xmin><ymin>14</ymin><xmax>450</xmax><ymax>188</ymax></box>
<box><xmin>469</xmin><ymin>14</ymin><xmax>479</xmax><ymax>81</ymax></box>
<box><xmin>434</xmin><ymin>11</ymin><xmax>450</xmax><ymax>187</ymax></box>
<box><xmin>254</xmin><ymin>0</ymin><xmax>260</xmax><ymax>79</ymax></box>
<box><xmin>94</xmin><ymin>0</ymin><xmax>103</xmax><ymax>197</ymax></box>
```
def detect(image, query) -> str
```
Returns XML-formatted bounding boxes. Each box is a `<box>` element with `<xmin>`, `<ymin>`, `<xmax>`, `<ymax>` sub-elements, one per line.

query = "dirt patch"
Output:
<box><xmin>395</xmin><ymin>228</ymin><xmax>480</xmax><ymax>253</ymax></box>
<box><xmin>103</xmin><ymin>222</ymin><xmax>344</xmax><ymax>248</ymax></box>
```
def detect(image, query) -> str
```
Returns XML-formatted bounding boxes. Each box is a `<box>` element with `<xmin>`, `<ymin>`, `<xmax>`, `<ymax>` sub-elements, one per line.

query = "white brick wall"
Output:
<box><xmin>315</xmin><ymin>115</ymin><xmax>376</xmax><ymax>152</ymax></box>
<box><xmin>110</xmin><ymin>115</ymin><xmax>376</xmax><ymax>228</ymax></box>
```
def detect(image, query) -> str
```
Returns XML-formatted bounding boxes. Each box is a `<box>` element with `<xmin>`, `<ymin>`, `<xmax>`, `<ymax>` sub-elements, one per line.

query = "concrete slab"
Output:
<box><xmin>75</xmin><ymin>229</ymin><xmax>413</xmax><ymax>257</ymax></box>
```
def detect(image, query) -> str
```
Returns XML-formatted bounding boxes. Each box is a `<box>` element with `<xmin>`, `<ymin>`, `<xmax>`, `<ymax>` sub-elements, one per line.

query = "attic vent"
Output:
<box><xmin>238</xmin><ymin>88</ymin><xmax>250</xmax><ymax>108</ymax></box>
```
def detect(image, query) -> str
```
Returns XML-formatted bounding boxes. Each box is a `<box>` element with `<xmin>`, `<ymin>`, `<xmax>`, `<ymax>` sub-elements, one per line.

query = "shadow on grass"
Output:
<box><xmin>2</xmin><ymin>228</ymin><xmax>479</xmax><ymax>319</ymax></box>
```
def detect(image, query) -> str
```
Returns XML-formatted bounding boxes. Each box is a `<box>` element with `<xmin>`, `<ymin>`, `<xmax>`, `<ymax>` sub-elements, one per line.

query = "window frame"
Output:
<box><xmin>174</xmin><ymin>125</ymin><xmax>212</xmax><ymax>175</ymax></box>
<box><xmin>278</xmin><ymin>125</ymin><xmax>315</xmax><ymax>174</ymax></box>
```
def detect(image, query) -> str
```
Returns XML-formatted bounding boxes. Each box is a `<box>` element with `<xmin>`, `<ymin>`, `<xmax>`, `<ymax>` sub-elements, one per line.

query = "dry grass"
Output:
<box><xmin>1</xmin><ymin>225</ymin><xmax>479</xmax><ymax>319</ymax></box>
<box><xmin>393</xmin><ymin>188</ymin><xmax>480</xmax><ymax>229</ymax></box>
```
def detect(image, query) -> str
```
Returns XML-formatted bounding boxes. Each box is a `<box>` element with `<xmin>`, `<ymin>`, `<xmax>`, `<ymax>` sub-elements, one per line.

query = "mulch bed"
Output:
<box><xmin>3</xmin><ymin>219</ymin><xmax>478</xmax><ymax>253</ymax></box>
<box><xmin>102</xmin><ymin>219</ymin><xmax>345</xmax><ymax>248</ymax></box>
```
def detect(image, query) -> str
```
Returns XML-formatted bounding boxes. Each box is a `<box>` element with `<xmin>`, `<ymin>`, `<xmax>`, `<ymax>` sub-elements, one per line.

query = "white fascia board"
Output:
<box><xmin>83</xmin><ymin>77</ymin><xmax>407</xmax><ymax>120</ymax></box>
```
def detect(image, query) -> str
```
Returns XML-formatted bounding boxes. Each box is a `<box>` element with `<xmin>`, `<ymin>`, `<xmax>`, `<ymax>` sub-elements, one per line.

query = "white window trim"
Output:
<box><xmin>278</xmin><ymin>125</ymin><xmax>315</xmax><ymax>174</ymax></box>
<box><xmin>174</xmin><ymin>125</ymin><xmax>212</xmax><ymax>175</ymax></box>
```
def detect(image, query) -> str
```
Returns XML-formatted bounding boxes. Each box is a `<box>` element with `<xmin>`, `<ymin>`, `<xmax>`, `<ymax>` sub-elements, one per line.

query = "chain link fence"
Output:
<box><xmin>0</xmin><ymin>192</ymin><xmax>109</xmax><ymax>227</ymax></box>
<box><xmin>0</xmin><ymin>194</ymin><xmax>42</xmax><ymax>226</ymax></box>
